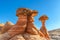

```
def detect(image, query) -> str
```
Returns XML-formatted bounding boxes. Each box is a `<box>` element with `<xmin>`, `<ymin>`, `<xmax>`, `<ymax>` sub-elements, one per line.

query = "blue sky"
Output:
<box><xmin>0</xmin><ymin>0</ymin><xmax>60</xmax><ymax>31</ymax></box>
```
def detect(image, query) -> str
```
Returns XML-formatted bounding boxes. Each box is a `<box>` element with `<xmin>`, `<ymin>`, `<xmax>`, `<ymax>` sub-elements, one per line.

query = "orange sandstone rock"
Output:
<box><xmin>0</xmin><ymin>8</ymin><xmax>50</xmax><ymax>40</ymax></box>
<box><xmin>7</xmin><ymin>8</ymin><xmax>28</xmax><ymax>37</ymax></box>
<box><xmin>26</xmin><ymin>10</ymin><xmax>39</xmax><ymax>35</ymax></box>
<box><xmin>39</xmin><ymin>15</ymin><xmax>50</xmax><ymax>40</ymax></box>
<box><xmin>1</xmin><ymin>22</ymin><xmax>14</xmax><ymax>34</ymax></box>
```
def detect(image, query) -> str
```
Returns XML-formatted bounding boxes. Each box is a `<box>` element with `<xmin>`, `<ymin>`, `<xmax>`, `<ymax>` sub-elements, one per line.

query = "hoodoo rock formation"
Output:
<box><xmin>0</xmin><ymin>8</ymin><xmax>50</xmax><ymax>40</ymax></box>
<box><xmin>39</xmin><ymin>15</ymin><xmax>50</xmax><ymax>40</ymax></box>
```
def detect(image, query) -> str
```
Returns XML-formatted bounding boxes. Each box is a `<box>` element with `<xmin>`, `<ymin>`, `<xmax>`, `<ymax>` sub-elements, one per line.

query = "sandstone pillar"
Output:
<box><xmin>7</xmin><ymin>8</ymin><xmax>28</xmax><ymax>37</ymax></box>
<box><xmin>26</xmin><ymin>10</ymin><xmax>39</xmax><ymax>35</ymax></box>
<box><xmin>39</xmin><ymin>15</ymin><xmax>50</xmax><ymax>40</ymax></box>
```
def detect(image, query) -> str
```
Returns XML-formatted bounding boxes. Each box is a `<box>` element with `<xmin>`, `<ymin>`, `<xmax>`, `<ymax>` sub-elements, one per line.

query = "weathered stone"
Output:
<box><xmin>0</xmin><ymin>8</ymin><xmax>50</xmax><ymax>40</ymax></box>
<box><xmin>49</xmin><ymin>29</ymin><xmax>60</xmax><ymax>40</ymax></box>
<box><xmin>0</xmin><ymin>33</ymin><xmax>11</xmax><ymax>40</ymax></box>
<box><xmin>0</xmin><ymin>24</ymin><xmax>4</xmax><ymax>33</ymax></box>
<box><xmin>39</xmin><ymin>15</ymin><xmax>50</xmax><ymax>40</ymax></box>
<box><xmin>23</xmin><ymin>33</ymin><xmax>46</xmax><ymax>40</ymax></box>
<box><xmin>9</xmin><ymin>33</ymin><xmax>47</xmax><ymax>40</ymax></box>
<box><xmin>26</xmin><ymin>22</ymin><xmax>39</xmax><ymax>35</ymax></box>
<box><xmin>10</xmin><ymin>34</ymin><xmax>25</xmax><ymax>40</ymax></box>
<box><xmin>26</xmin><ymin>11</ymin><xmax>39</xmax><ymax>35</ymax></box>
<box><xmin>1</xmin><ymin>22</ymin><xmax>14</xmax><ymax>34</ymax></box>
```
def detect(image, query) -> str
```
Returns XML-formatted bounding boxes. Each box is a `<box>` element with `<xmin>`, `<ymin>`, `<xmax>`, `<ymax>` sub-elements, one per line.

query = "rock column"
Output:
<box><xmin>39</xmin><ymin>15</ymin><xmax>50</xmax><ymax>40</ymax></box>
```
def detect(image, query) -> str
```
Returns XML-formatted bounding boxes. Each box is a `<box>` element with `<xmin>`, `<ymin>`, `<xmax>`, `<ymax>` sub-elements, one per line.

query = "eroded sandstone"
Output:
<box><xmin>0</xmin><ymin>8</ymin><xmax>50</xmax><ymax>40</ymax></box>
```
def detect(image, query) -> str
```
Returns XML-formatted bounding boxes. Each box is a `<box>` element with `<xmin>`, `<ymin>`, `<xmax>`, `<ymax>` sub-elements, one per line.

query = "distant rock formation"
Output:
<box><xmin>1</xmin><ymin>22</ymin><xmax>14</xmax><ymax>34</ymax></box>
<box><xmin>49</xmin><ymin>28</ymin><xmax>60</xmax><ymax>40</ymax></box>
<box><xmin>0</xmin><ymin>8</ymin><xmax>50</xmax><ymax>40</ymax></box>
<box><xmin>0</xmin><ymin>24</ymin><xmax>4</xmax><ymax>26</ymax></box>
<box><xmin>0</xmin><ymin>24</ymin><xmax>4</xmax><ymax>33</ymax></box>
